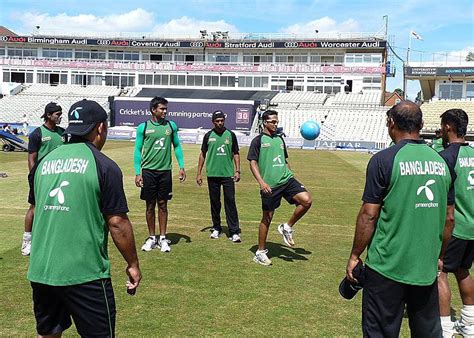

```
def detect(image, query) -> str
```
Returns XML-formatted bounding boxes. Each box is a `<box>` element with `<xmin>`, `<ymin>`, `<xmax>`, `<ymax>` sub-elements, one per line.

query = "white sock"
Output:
<box><xmin>159</xmin><ymin>235</ymin><xmax>166</xmax><ymax>241</ymax></box>
<box><xmin>440</xmin><ymin>316</ymin><xmax>453</xmax><ymax>326</ymax></box>
<box><xmin>461</xmin><ymin>305</ymin><xmax>474</xmax><ymax>325</ymax></box>
<box><xmin>283</xmin><ymin>223</ymin><xmax>292</xmax><ymax>231</ymax></box>
<box><xmin>23</xmin><ymin>232</ymin><xmax>31</xmax><ymax>241</ymax></box>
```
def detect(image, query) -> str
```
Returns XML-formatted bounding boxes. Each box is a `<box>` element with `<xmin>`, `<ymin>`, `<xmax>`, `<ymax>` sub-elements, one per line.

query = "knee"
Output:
<box><xmin>157</xmin><ymin>201</ymin><xmax>168</xmax><ymax>212</ymax></box>
<box><xmin>145</xmin><ymin>207</ymin><xmax>155</xmax><ymax>216</ymax></box>
<box><xmin>300</xmin><ymin>195</ymin><xmax>312</xmax><ymax>209</ymax></box>
<box><xmin>145</xmin><ymin>203</ymin><xmax>155</xmax><ymax>214</ymax></box>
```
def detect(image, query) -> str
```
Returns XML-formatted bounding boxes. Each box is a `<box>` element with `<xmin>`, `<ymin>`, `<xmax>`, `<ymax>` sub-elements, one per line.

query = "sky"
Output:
<box><xmin>1</xmin><ymin>0</ymin><xmax>473</xmax><ymax>99</ymax></box>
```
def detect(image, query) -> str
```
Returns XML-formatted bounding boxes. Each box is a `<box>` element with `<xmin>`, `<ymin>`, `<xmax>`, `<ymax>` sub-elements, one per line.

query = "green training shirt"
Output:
<box><xmin>363</xmin><ymin>140</ymin><xmax>451</xmax><ymax>286</ymax></box>
<box><xmin>201</xmin><ymin>128</ymin><xmax>239</xmax><ymax>177</ymax></box>
<box><xmin>134</xmin><ymin>119</ymin><xmax>185</xmax><ymax>174</ymax></box>
<box><xmin>247</xmin><ymin>133</ymin><xmax>293</xmax><ymax>188</ymax></box>
<box><xmin>28</xmin><ymin>125</ymin><xmax>65</xmax><ymax>161</ymax></box>
<box><xmin>440</xmin><ymin>143</ymin><xmax>474</xmax><ymax>240</ymax></box>
<box><xmin>27</xmin><ymin>141</ymin><xmax>129</xmax><ymax>286</ymax></box>
<box><xmin>431</xmin><ymin>138</ymin><xmax>444</xmax><ymax>152</ymax></box>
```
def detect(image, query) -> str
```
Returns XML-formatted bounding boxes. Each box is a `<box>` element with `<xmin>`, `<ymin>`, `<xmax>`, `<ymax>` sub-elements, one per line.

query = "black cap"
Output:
<box><xmin>65</xmin><ymin>99</ymin><xmax>107</xmax><ymax>136</ymax></box>
<box><xmin>339</xmin><ymin>260</ymin><xmax>366</xmax><ymax>300</ymax></box>
<box><xmin>212</xmin><ymin>110</ymin><xmax>226</xmax><ymax>121</ymax></box>
<box><xmin>41</xmin><ymin>102</ymin><xmax>62</xmax><ymax>118</ymax></box>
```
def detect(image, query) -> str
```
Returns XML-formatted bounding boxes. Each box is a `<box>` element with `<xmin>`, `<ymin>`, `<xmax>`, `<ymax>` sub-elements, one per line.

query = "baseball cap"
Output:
<box><xmin>339</xmin><ymin>260</ymin><xmax>366</xmax><ymax>300</ymax></box>
<box><xmin>41</xmin><ymin>102</ymin><xmax>62</xmax><ymax>118</ymax></box>
<box><xmin>212</xmin><ymin>110</ymin><xmax>226</xmax><ymax>121</ymax></box>
<box><xmin>65</xmin><ymin>99</ymin><xmax>108</xmax><ymax>136</ymax></box>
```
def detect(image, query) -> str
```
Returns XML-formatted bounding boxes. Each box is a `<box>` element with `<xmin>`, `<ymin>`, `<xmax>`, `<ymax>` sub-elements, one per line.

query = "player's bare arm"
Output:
<box><xmin>107</xmin><ymin>213</ymin><xmax>141</xmax><ymax>293</ymax></box>
<box><xmin>346</xmin><ymin>202</ymin><xmax>381</xmax><ymax>282</ymax></box>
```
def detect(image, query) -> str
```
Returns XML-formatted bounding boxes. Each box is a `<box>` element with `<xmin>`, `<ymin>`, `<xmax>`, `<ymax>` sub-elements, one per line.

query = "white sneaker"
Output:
<box><xmin>229</xmin><ymin>234</ymin><xmax>241</xmax><ymax>243</ymax></box>
<box><xmin>21</xmin><ymin>238</ymin><xmax>31</xmax><ymax>256</ymax></box>
<box><xmin>210</xmin><ymin>229</ymin><xmax>220</xmax><ymax>239</ymax></box>
<box><xmin>141</xmin><ymin>236</ymin><xmax>157</xmax><ymax>252</ymax></box>
<box><xmin>455</xmin><ymin>320</ymin><xmax>474</xmax><ymax>336</ymax></box>
<box><xmin>158</xmin><ymin>238</ymin><xmax>171</xmax><ymax>252</ymax></box>
<box><xmin>278</xmin><ymin>224</ymin><xmax>295</xmax><ymax>246</ymax></box>
<box><xmin>253</xmin><ymin>249</ymin><xmax>272</xmax><ymax>266</ymax></box>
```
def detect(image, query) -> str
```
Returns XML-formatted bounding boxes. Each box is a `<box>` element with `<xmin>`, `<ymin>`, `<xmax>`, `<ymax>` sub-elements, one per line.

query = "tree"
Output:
<box><xmin>394</xmin><ymin>88</ymin><xmax>404</xmax><ymax>97</ymax></box>
<box><xmin>415</xmin><ymin>91</ymin><xmax>422</xmax><ymax>103</ymax></box>
<box><xmin>466</xmin><ymin>52</ymin><xmax>474</xmax><ymax>61</ymax></box>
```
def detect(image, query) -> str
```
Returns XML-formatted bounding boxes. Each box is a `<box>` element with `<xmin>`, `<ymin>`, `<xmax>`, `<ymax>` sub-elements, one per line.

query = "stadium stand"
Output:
<box><xmin>421</xmin><ymin>98</ymin><xmax>474</xmax><ymax>132</ymax></box>
<box><xmin>269</xmin><ymin>91</ymin><xmax>389</xmax><ymax>143</ymax></box>
<box><xmin>0</xmin><ymin>84</ymin><xmax>121</xmax><ymax>127</ymax></box>
<box><xmin>330</xmin><ymin>92</ymin><xmax>382</xmax><ymax>107</ymax></box>
<box><xmin>320</xmin><ymin>107</ymin><xmax>388</xmax><ymax>142</ymax></box>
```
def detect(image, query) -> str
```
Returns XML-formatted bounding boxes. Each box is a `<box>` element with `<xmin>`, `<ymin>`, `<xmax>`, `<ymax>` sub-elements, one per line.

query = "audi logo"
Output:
<box><xmin>96</xmin><ymin>40</ymin><xmax>111</xmax><ymax>45</ymax></box>
<box><xmin>189</xmin><ymin>41</ymin><xmax>204</xmax><ymax>48</ymax></box>
<box><xmin>284</xmin><ymin>42</ymin><xmax>299</xmax><ymax>48</ymax></box>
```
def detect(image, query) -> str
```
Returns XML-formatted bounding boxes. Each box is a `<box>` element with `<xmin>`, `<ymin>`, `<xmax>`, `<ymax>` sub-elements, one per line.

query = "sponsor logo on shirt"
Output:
<box><xmin>467</xmin><ymin>170</ymin><xmax>474</xmax><ymax>190</ymax></box>
<box><xmin>216</xmin><ymin>144</ymin><xmax>226</xmax><ymax>155</ymax></box>
<box><xmin>261</xmin><ymin>143</ymin><xmax>271</xmax><ymax>148</ymax></box>
<box><xmin>209</xmin><ymin>137</ymin><xmax>216</xmax><ymax>142</ymax></box>
<box><xmin>415</xmin><ymin>179</ymin><xmax>439</xmax><ymax>209</ymax></box>
<box><xmin>145</xmin><ymin>129</ymin><xmax>155</xmax><ymax>134</ymax></box>
<box><xmin>43</xmin><ymin>180</ymin><xmax>70</xmax><ymax>212</ymax></box>
<box><xmin>272</xmin><ymin>154</ymin><xmax>284</xmax><ymax>167</ymax></box>
<box><xmin>154</xmin><ymin>137</ymin><xmax>165</xmax><ymax>150</ymax></box>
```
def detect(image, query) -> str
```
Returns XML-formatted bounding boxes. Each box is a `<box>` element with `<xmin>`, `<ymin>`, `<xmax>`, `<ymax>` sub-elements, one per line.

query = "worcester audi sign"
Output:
<box><xmin>0</xmin><ymin>35</ymin><xmax>386</xmax><ymax>49</ymax></box>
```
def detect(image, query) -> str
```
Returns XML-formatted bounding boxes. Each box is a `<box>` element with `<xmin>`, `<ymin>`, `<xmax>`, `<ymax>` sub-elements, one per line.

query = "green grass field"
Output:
<box><xmin>0</xmin><ymin>141</ymin><xmax>459</xmax><ymax>336</ymax></box>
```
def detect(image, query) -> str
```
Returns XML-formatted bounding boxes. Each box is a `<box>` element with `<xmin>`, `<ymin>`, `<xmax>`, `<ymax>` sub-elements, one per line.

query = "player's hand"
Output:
<box><xmin>234</xmin><ymin>171</ymin><xmax>240</xmax><ymax>182</ymax></box>
<box><xmin>179</xmin><ymin>168</ymin><xmax>186</xmax><ymax>183</ymax></box>
<box><xmin>126</xmin><ymin>264</ymin><xmax>141</xmax><ymax>296</ymax></box>
<box><xmin>135</xmin><ymin>174</ymin><xmax>143</xmax><ymax>188</ymax></box>
<box><xmin>346</xmin><ymin>256</ymin><xmax>360</xmax><ymax>283</ymax></box>
<box><xmin>196</xmin><ymin>173</ymin><xmax>203</xmax><ymax>186</ymax></box>
<box><xmin>260</xmin><ymin>182</ymin><xmax>272</xmax><ymax>194</ymax></box>
<box><xmin>438</xmin><ymin>258</ymin><xmax>444</xmax><ymax>274</ymax></box>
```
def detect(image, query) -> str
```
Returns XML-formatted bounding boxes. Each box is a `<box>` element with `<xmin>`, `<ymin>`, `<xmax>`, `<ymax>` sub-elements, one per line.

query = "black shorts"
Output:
<box><xmin>31</xmin><ymin>278</ymin><xmax>116</xmax><ymax>336</ymax></box>
<box><xmin>260</xmin><ymin>177</ymin><xmax>307</xmax><ymax>211</ymax></box>
<box><xmin>140</xmin><ymin>169</ymin><xmax>173</xmax><ymax>201</ymax></box>
<box><xmin>443</xmin><ymin>236</ymin><xmax>474</xmax><ymax>272</ymax></box>
<box><xmin>362</xmin><ymin>267</ymin><xmax>441</xmax><ymax>337</ymax></box>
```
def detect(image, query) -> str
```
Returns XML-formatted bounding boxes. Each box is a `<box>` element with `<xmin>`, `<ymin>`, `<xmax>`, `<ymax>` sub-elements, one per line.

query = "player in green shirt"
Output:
<box><xmin>21</xmin><ymin>102</ymin><xmax>66</xmax><ymax>256</ymax></box>
<box><xmin>437</xmin><ymin>109</ymin><xmax>474</xmax><ymax>336</ymax></box>
<box><xmin>346</xmin><ymin>102</ymin><xmax>452</xmax><ymax>337</ymax></box>
<box><xmin>28</xmin><ymin>99</ymin><xmax>141</xmax><ymax>336</ymax></box>
<box><xmin>196</xmin><ymin>111</ymin><xmax>241</xmax><ymax>242</ymax></box>
<box><xmin>247</xmin><ymin>110</ymin><xmax>312</xmax><ymax>266</ymax></box>
<box><xmin>134</xmin><ymin>96</ymin><xmax>186</xmax><ymax>253</ymax></box>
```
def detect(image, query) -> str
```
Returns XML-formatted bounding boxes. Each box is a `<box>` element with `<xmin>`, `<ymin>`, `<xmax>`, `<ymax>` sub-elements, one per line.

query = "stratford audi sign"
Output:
<box><xmin>0</xmin><ymin>35</ymin><xmax>386</xmax><ymax>49</ymax></box>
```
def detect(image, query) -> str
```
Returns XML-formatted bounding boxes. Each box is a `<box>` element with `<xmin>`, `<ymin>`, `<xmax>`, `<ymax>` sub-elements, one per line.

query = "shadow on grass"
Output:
<box><xmin>199</xmin><ymin>225</ymin><xmax>238</xmax><ymax>238</ymax></box>
<box><xmin>167</xmin><ymin>233</ymin><xmax>192</xmax><ymax>245</ymax></box>
<box><xmin>249</xmin><ymin>241</ymin><xmax>312</xmax><ymax>262</ymax></box>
